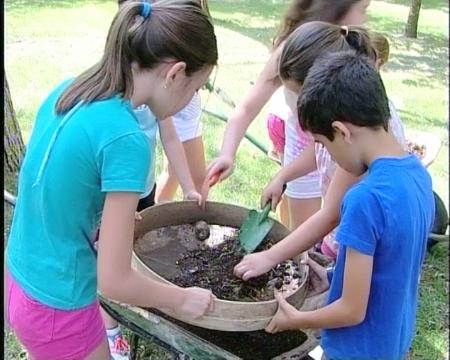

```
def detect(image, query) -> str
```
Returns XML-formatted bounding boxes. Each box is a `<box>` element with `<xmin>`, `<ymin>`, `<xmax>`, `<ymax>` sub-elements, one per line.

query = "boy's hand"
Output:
<box><xmin>265</xmin><ymin>293</ymin><xmax>302</xmax><ymax>333</ymax></box>
<box><xmin>305</xmin><ymin>257</ymin><xmax>330</xmax><ymax>296</ymax></box>
<box><xmin>261</xmin><ymin>176</ymin><xmax>285</xmax><ymax>211</ymax></box>
<box><xmin>177</xmin><ymin>287</ymin><xmax>215</xmax><ymax>319</ymax></box>
<box><xmin>184</xmin><ymin>190</ymin><xmax>202</xmax><ymax>206</ymax></box>
<box><xmin>134</xmin><ymin>211</ymin><xmax>142</xmax><ymax>221</ymax></box>
<box><xmin>234</xmin><ymin>250</ymin><xmax>277</xmax><ymax>280</ymax></box>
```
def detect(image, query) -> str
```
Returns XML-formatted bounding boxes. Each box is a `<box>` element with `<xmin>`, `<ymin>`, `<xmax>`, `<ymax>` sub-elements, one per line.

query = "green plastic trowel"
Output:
<box><xmin>238</xmin><ymin>203</ymin><xmax>274</xmax><ymax>253</ymax></box>
<box><xmin>239</xmin><ymin>184</ymin><xmax>286</xmax><ymax>253</ymax></box>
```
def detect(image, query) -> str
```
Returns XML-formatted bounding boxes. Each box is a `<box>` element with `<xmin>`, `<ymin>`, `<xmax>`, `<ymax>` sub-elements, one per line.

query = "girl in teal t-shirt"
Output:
<box><xmin>6</xmin><ymin>2</ymin><xmax>217</xmax><ymax>359</ymax></box>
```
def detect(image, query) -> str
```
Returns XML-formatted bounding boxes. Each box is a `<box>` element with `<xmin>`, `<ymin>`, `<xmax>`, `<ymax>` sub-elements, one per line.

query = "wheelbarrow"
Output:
<box><xmin>3</xmin><ymin>190</ymin><xmax>324</xmax><ymax>359</ymax></box>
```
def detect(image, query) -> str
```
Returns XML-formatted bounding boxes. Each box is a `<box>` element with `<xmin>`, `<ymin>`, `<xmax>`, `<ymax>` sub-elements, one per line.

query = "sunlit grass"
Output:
<box><xmin>5</xmin><ymin>0</ymin><xmax>448</xmax><ymax>359</ymax></box>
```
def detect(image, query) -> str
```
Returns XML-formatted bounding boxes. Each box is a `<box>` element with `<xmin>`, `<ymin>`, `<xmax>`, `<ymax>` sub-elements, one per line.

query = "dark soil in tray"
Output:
<box><xmin>135</xmin><ymin>222</ymin><xmax>304</xmax><ymax>302</ymax></box>
<box><xmin>170</xmin><ymin>234</ymin><xmax>275</xmax><ymax>301</ymax></box>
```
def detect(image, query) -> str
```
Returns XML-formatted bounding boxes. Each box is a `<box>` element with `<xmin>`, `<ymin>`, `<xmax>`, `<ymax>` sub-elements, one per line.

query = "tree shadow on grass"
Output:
<box><xmin>5</xmin><ymin>0</ymin><xmax>108</xmax><ymax>10</ymax></box>
<box><xmin>388</xmin><ymin>38</ymin><xmax>448</xmax><ymax>89</ymax></box>
<box><xmin>367</xmin><ymin>14</ymin><xmax>448</xmax><ymax>88</ymax></box>
<box><xmin>379</xmin><ymin>0</ymin><xmax>448</xmax><ymax>13</ymax></box>
<box><xmin>210</xmin><ymin>0</ymin><xmax>285</xmax><ymax>47</ymax></box>
<box><xmin>397</xmin><ymin>108</ymin><xmax>448</xmax><ymax>131</ymax></box>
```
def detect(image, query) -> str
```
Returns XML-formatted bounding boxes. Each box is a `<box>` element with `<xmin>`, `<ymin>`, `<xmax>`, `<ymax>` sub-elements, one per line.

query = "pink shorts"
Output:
<box><xmin>321</xmin><ymin>238</ymin><xmax>338</xmax><ymax>260</ymax></box>
<box><xmin>6</xmin><ymin>272</ymin><xmax>106</xmax><ymax>360</ymax></box>
<box><xmin>267</xmin><ymin>114</ymin><xmax>286</xmax><ymax>154</ymax></box>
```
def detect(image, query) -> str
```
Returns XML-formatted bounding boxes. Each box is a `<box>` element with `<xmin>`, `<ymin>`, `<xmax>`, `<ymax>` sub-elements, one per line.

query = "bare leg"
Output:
<box><xmin>278</xmin><ymin>195</ymin><xmax>290</xmax><ymax>228</ymax></box>
<box><xmin>287</xmin><ymin>196</ymin><xmax>321</xmax><ymax>231</ymax></box>
<box><xmin>155</xmin><ymin>136</ymin><xmax>206</xmax><ymax>202</ymax></box>
<box><xmin>276</xmin><ymin>154</ymin><xmax>289</xmax><ymax>228</ymax></box>
<box><xmin>100</xmin><ymin>306</ymin><xmax>118</xmax><ymax>330</ymax></box>
<box><xmin>155</xmin><ymin>154</ymin><xmax>177</xmax><ymax>202</ymax></box>
<box><xmin>85</xmin><ymin>337</ymin><xmax>110</xmax><ymax>360</ymax></box>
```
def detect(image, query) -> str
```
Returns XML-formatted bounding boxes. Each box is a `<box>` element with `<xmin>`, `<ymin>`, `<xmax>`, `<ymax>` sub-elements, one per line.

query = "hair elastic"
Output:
<box><xmin>340</xmin><ymin>25</ymin><xmax>349</xmax><ymax>37</ymax></box>
<box><xmin>141</xmin><ymin>1</ymin><xmax>152</xmax><ymax>19</ymax></box>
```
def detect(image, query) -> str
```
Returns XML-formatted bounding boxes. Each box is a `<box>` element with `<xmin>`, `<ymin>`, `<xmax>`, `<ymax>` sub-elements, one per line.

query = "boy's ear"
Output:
<box><xmin>375</xmin><ymin>58</ymin><xmax>384</xmax><ymax>70</ymax></box>
<box><xmin>165</xmin><ymin>61</ymin><xmax>187</xmax><ymax>87</ymax></box>
<box><xmin>331</xmin><ymin>121</ymin><xmax>352</xmax><ymax>144</ymax></box>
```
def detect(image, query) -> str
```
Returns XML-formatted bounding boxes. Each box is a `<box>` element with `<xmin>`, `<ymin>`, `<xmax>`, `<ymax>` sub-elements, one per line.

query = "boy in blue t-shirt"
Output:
<box><xmin>265</xmin><ymin>51</ymin><xmax>434</xmax><ymax>360</ymax></box>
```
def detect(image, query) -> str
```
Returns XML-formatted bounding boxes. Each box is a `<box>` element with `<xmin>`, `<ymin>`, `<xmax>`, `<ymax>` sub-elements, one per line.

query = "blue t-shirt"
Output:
<box><xmin>322</xmin><ymin>155</ymin><xmax>434</xmax><ymax>360</ymax></box>
<box><xmin>6</xmin><ymin>80</ymin><xmax>150</xmax><ymax>310</ymax></box>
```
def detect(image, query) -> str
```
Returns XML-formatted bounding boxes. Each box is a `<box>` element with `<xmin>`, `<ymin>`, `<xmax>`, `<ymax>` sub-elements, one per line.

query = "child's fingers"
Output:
<box><xmin>307</xmin><ymin>257</ymin><xmax>326</xmax><ymax>275</ymax></box>
<box><xmin>275</xmin><ymin>291</ymin><xmax>288</xmax><ymax>305</ymax></box>
<box><xmin>265</xmin><ymin>321</ymin><xmax>276</xmax><ymax>333</ymax></box>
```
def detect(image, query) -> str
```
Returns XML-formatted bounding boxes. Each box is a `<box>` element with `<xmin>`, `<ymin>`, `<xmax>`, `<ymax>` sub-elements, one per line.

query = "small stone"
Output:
<box><xmin>188</xmin><ymin>267</ymin><xmax>199</xmax><ymax>274</ymax></box>
<box><xmin>194</xmin><ymin>221</ymin><xmax>210</xmax><ymax>241</ymax></box>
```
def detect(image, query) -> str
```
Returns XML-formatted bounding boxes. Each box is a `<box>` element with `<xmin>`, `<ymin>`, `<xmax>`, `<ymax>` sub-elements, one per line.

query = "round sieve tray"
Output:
<box><xmin>132</xmin><ymin>200</ymin><xmax>309</xmax><ymax>332</ymax></box>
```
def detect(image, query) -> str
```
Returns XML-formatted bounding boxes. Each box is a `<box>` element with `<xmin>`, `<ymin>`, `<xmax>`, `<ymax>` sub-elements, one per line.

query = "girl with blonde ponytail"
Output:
<box><xmin>6</xmin><ymin>2</ymin><xmax>217</xmax><ymax>359</ymax></box>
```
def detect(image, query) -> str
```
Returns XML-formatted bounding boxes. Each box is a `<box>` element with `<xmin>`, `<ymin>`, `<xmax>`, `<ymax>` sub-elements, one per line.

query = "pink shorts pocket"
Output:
<box><xmin>8</xmin><ymin>282</ymin><xmax>56</xmax><ymax>343</ymax></box>
<box><xmin>7</xmin><ymin>272</ymin><xmax>106</xmax><ymax>360</ymax></box>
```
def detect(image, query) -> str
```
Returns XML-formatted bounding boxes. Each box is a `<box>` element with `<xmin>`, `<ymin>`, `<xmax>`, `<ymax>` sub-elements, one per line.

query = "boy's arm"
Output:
<box><xmin>266</xmin><ymin>248</ymin><xmax>373</xmax><ymax>332</ymax></box>
<box><xmin>158</xmin><ymin>118</ymin><xmax>199</xmax><ymax>200</ymax></box>
<box><xmin>235</xmin><ymin>166</ymin><xmax>361</xmax><ymax>281</ymax></box>
<box><xmin>268</xmin><ymin>166</ymin><xmax>362</xmax><ymax>260</ymax></box>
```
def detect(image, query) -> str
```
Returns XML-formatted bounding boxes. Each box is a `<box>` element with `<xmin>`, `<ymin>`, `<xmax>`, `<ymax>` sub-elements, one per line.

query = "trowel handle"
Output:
<box><xmin>262</xmin><ymin>183</ymin><xmax>287</xmax><ymax>214</ymax></box>
<box><xmin>260</xmin><ymin>202</ymin><xmax>272</xmax><ymax>221</ymax></box>
<box><xmin>260</xmin><ymin>182</ymin><xmax>286</xmax><ymax>220</ymax></box>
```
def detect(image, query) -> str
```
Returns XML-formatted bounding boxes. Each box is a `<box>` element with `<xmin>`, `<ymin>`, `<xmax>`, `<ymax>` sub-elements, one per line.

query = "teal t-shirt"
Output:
<box><xmin>6</xmin><ymin>80</ymin><xmax>150</xmax><ymax>310</ymax></box>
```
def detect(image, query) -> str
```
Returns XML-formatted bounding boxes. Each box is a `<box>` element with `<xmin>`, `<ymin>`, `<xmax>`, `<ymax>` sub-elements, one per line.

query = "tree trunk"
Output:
<box><xmin>405</xmin><ymin>0</ymin><xmax>422</xmax><ymax>38</ymax></box>
<box><xmin>4</xmin><ymin>75</ymin><xmax>25</xmax><ymax>177</ymax></box>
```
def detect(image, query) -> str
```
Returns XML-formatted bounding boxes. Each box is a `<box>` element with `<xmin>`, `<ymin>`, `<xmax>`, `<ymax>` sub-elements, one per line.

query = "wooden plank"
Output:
<box><xmin>100</xmin><ymin>296</ymin><xmax>239</xmax><ymax>360</ymax></box>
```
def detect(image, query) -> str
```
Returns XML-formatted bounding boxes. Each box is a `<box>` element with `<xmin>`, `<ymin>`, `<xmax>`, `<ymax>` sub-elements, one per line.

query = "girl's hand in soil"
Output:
<box><xmin>178</xmin><ymin>287</ymin><xmax>215</xmax><ymax>319</ymax></box>
<box><xmin>261</xmin><ymin>175</ymin><xmax>285</xmax><ymax>211</ymax></box>
<box><xmin>183</xmin><ymin>189</ymin><xmax>203</xmax><ymax>206</ymax></box>
<box><xmin>265</xmin><ymin>293</ymin><xmax>303</xmax><ymax>333</ymax></box>
<box><xmin>234</xmin><ymin>250</ymin><xmax>276</xmax><ymax>281</ymax></box>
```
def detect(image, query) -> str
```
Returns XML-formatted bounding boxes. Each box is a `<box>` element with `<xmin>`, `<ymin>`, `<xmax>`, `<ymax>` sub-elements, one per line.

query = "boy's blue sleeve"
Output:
<box><xmin>97</xmin><ymin>132</ymin><xmax>150</xmax><ymax>193</ymax></box>
<box><xmin>336</xmin><ymin>184</ymin><xmax>386</xmax><ymax>256</ymax></box>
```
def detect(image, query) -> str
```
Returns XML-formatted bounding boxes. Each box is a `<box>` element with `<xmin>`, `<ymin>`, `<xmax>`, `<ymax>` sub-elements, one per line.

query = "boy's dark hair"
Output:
<box><xmin>298</xmin><ymin>51</ymin><xmax>390</xmax><ymax>141</ymax></box>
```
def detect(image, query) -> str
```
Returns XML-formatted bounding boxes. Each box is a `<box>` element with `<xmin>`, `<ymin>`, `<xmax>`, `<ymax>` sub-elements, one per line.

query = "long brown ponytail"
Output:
<box><xmin>56</xmin><ymin>0</ymin><xmax>217</xmax><ymax>114</ymax></box>
<box><xmin>279</xmin><ymin>21</ymin><xmax>376</xmax><ymax>84</ymax></box>
<box><xmin>273</xmin><ymin>0</ymin><xmax>363</xmax><ymax>49</ymax></box>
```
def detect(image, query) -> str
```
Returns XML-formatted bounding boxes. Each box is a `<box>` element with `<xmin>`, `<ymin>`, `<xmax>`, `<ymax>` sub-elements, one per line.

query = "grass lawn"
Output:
<box><xmin>4</xmin><ymin>0</ymin><xmax>449</xmax><ymax>359</ymax></box>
